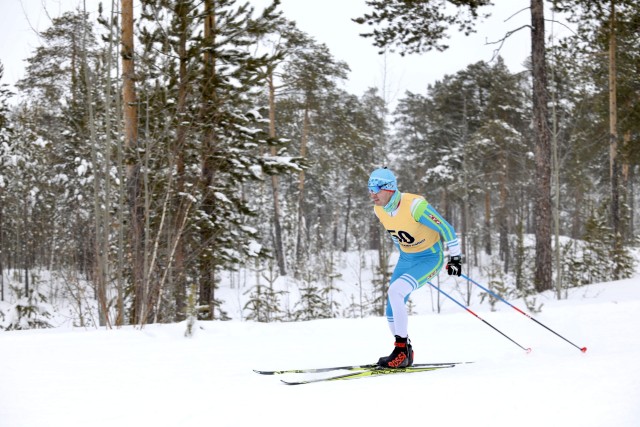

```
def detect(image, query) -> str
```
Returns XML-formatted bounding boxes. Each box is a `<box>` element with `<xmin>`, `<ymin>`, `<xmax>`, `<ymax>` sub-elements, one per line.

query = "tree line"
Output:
<box><xmin>0</xmin><ymin>0</ymin><xmax>637</xmax><ymax>328</ymax></box>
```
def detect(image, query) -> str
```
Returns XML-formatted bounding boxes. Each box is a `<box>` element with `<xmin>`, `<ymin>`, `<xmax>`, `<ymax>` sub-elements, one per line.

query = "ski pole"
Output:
<box><xmin>461</xmin><ymin>274</ymin><xmax>587</xmax><ymax>353</ymax></box>
<box><xmin>427</xmin><ymin>281</ymin><xmax>531</xmax><ymax>353</ymax></box>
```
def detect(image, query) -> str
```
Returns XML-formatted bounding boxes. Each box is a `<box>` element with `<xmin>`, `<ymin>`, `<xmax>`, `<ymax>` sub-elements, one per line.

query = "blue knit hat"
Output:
<box><xmin>368</xmin><ymin>167</ymin><xmax>398</xmax><ymax>193</ymax></box>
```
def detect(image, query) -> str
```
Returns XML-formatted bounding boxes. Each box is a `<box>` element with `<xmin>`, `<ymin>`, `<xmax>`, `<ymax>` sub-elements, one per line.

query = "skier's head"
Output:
<box><xmin>368</xmin><ymin>167</ymin><xmax>397</xmax><ymax>194</ymax></box>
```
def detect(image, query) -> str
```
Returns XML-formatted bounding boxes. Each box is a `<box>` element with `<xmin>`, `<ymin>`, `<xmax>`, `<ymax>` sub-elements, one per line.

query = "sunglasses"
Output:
<box><xmin>368</xmin><ymin>178</ymin><xmax>395</xmax><ymax>194</ymax></box>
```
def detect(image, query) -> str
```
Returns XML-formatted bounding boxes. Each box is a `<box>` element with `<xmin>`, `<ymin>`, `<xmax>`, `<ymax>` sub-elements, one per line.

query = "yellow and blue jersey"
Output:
<box><xmin>374</xmin><ymin>193</ymin><xmax>460</xmax><ymax>257</ymax></box>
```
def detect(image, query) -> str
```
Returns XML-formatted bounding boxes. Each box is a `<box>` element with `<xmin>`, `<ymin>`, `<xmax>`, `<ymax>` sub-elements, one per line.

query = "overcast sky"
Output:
<box><xmin>1</xmin><ymin>0</ymin><xmax>573</xmax><ymax>106</ymax></box>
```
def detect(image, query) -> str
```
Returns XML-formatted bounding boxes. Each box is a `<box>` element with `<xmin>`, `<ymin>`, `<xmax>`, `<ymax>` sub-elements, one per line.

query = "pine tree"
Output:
<box><xmin>135</xmin><ymin>0</ymin><xmax>302</xmax><ymax>323</ymax></box>
<box><xmin>12</xmin><ymin>10</ymin><xmax>107</xmax><ymax>313</ymax></box>
<box><xmin>243</xmin><ymin>262</ymin><xmax>287</xmax><ymax>322</ymax></box>
<box><xmin>393</xmin><ymin>59</ymin><xmax>530</xmax><ymax>274</ymax></box>
<box><xmin>3</xmin><ymin>287</ymin><xmax>53</xmax><ymax>331</ymax></box>
<box><xmin>293</xmin><ymin>279</ymin><xmax>333</xmax><ymax>321</ymax></box>
<box><xmin>353</xmin><ymin>0</ymin><xmax>492</xmax><ymax>54</ymax></box>
<box><xmin>480</xmin><ymin>258</ymin><xmax>509</xmax><ymax>312</ymax></box>
<box><xmin>553</xmin><ymin>0</ymin><xmax>640</xmax><ymax>266</ymax></box>
<box><xmin>243</xmin><ymin>284</ymin><xmax>286</xmax><ymax>322</ymax></box>
<box><xmin>275</xmin><ymin>33</ymin><xmax>350</xmax><ymax>277</ymax></box>
<box><xmin>582</xmin><ymin>205</ymin><xmax>613</xmax><ymax>285</ymax></box>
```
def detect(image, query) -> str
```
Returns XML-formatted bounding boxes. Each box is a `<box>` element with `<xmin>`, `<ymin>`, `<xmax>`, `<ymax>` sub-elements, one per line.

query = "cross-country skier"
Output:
<box><xmin>368</xmin><ymin>167</ymin><xmax>462</xmax><ymax>368</ymax></box>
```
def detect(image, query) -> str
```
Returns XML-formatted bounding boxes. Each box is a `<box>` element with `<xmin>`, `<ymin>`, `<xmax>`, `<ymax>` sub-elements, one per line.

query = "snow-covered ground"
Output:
<box><xmin>2</xmin><ymin>273</ymin><xmax>639</xmax><ymax>427</ymax></box>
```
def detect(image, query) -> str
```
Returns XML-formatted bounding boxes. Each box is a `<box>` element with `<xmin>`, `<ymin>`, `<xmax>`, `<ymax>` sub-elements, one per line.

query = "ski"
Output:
<box><xmin>280</xmin><ymin>364</ymin><xmax>455</xmax><ymax>385</ymax></box>
<box><xmin>253</xmin><ymin>361</ymin><xmax>470</xmax><ymax>376</ymax></box>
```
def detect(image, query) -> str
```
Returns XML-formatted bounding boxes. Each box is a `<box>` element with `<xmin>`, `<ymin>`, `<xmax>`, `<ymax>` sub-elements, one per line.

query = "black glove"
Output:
<box><xmin>446</xmin><ymin>255</ymin><xmax>462</xmax><ymax>276</ymax></box>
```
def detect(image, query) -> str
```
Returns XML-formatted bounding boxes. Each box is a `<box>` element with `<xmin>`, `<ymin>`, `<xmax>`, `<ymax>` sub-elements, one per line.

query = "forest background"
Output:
<box><xmin>0</xmin><ymin>0</ymin><xmax>638</xmax><ymax>330</ymax></box>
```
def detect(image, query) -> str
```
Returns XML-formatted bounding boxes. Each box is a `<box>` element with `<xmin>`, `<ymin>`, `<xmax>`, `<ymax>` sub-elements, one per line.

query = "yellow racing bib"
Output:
<box><xmin>374</xmin><ymin>193</ymin><xmax>440</xmax><ymax>253</ymax></box>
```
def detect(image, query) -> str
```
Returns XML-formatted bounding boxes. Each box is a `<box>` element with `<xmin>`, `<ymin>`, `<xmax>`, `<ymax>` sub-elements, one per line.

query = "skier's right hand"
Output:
<box><xmin>446</xmin><ymin>255</ymin><xmax>462</xmax><ymax>276</ymax></box>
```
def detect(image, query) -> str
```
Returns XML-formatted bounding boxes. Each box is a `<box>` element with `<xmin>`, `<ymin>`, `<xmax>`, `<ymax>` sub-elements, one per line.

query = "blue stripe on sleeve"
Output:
<box><xmin>419</xmin><ymin>204</ymin><xmax>457</xmax><ymax>242</ymax></box>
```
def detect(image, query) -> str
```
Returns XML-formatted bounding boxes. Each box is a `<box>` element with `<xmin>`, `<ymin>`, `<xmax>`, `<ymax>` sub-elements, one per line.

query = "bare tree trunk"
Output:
<box><xmin>621</xmin><ymin>131</ymin><xmax>629</xmax><ymax>190</ymax></box>
<box><xmin>199</xmin><ymin>0</ymin><xmax>218</xmax><ymax>319</ymax></box>
<box><xmin>622</xmin><ymin>131</ymin><xmax>633</xmax><ymax>238</ymax></box>
<box><xmin>268</xmin><ymin>71</ymin><xmax>286</xmax><ymax>275</ymax></box>
<box><xmin>122</xmin><ymin>0</ymin><xmax>145</xmax><ymax>324</ymax></box>
<box><xmin>22</xmin><ymin>202</ymin><xmax>28</xmax><ymax>295</ymax></box>
<box><xmin>173</xmin><ymin>0</ymin><xmax>190</xmax><ymax>321</ymax></box>
<box><xmin>83</xmin><ymin>0</ymin><xmax>110</xmax><ymax>327</ymax></box>
<box><xmin>551</xmin><ymin>57</ymin><xmax>562</xmax><ymax>299</ymax></box>
<box><xmin>461</xmin><ymin>97</ymin><xmax>469</xmax><ymax>263</ymax></box>
<box><xmin>484</xmin><ymin>190</ymin><xmax>491</xmax><ymax>255</ymax></box>
<box><xmin>462</xmin><ymin>196</ymin><xmax>470</xmax><ymax>264</ymax></box>
<box><xmin>498</xmin><ymin>154</ymin><xmax>509</xmax><ymax>273</ymax></box>
<box><xmin>343</xmin><ymin>192</ymin><xmax>352</xmax><ymax>252</ymax></box>
<box><xmin>531</xmin><ymin>0</ymin><xmax>553</xmax><ymax>292</ymax></box>
<box><xmin>106</xmin><ymin>0</ymin><xmax>123</xmax><ymax>326</ymax></box>
<box><xmin>156</xmin><ymin>200</ymin><xmax>192</xmax><ymax>323</ymax></box>
<box><xmin>115</xmin><ymin>10</ymin><xmax>126</xmax><ymax>326</ymax></box>
<box><xmin>571</xmin><ymin>187</ymin><xmax>583</xmax><ymax>239</ymax></box>
<box><xmin>295</xmin><ymin>107</ymin><xmax>310</xmax><ymax>278</ymax></box>
<box><xmin>608</xmin><ymin>0</ymin><xmax>622</xmax><ymax>273</ymax></box>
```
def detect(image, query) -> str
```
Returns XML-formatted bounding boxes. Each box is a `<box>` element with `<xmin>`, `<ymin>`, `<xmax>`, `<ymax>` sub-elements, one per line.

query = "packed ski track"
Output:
<box><xmin>2</xmin><ymin>276</ymin><xmax>640</xmax><ymax>427</ymax></box>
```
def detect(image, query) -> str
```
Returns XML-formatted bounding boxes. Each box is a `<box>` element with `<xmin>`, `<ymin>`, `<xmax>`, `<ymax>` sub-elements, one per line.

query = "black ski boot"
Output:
<box><xmin>377</xmin><ymin>335</ymin><xmax>414</xmax><ymax>368</ymax></box>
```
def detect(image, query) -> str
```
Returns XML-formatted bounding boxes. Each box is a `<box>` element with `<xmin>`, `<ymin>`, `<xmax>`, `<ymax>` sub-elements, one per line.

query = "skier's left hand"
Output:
<box><xmin>446</xmin><ymin>255</ymin><xmax>462</xmax><ymax>276</ymax></box>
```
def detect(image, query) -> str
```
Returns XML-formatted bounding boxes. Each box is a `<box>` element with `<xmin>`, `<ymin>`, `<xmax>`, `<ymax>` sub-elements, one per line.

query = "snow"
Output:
<box><xmin>214</xmin><ymin>191</ymin><xmax>231</xmax><ymax>203</ymax></box>
<box><xmin>33</xmin><ymin>137</ymin><xmax>48</xmax><ymax>148</ymax></box>
<box><xmin>246</xmin><ymin>240</ymin><xmax>262</xmax><ymax>256</ymax></box>
<box><xmin>75</xmin><ymin>158</ymin><xmax>90</xmax><ymax>176</ymax></box>
<box><xmin>1</xmin><ymin>263</ymin><xmax>640</xmax><ymax>426</ymax></box>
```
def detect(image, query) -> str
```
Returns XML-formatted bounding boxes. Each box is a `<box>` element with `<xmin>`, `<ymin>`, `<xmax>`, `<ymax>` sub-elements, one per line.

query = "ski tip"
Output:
<box><xmin>580</xmin><ymin>347</ymin><xmax>587</xmax><ymax>353</ymax></box>
<box><xmin>526</xmin><ymin>348</ymin><xmax>532</xmax><ymax>354</ymax></box>
<box><xmin>253</xmin><ymin>369</ymin><xmax>276</xmax><ymax>375</ymax></box>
